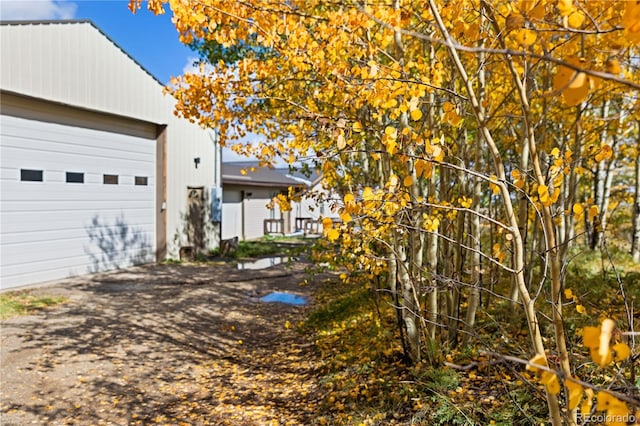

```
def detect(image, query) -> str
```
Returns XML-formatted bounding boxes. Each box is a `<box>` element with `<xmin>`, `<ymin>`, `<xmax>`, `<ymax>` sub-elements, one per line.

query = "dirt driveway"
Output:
<box><xmin>1</xmin><ymin>260</ymin><xmax>323</xmax><ymax>425</ymax></box>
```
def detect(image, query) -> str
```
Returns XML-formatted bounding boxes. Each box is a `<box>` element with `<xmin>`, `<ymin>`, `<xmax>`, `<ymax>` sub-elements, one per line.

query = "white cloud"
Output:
<box><xmin>181</xmin><ymin>56</ymin><xmax>201</xmax><ymax>75</ymax></box>
<box><xmin>181</xmin><ymin>55</ymin><xmax>216</xmax><ymax>76</ymax></box>
<box><xmin>0</xmin><ymin>0</ymin><xmax>77</xmax><ymax>20</ymax></box>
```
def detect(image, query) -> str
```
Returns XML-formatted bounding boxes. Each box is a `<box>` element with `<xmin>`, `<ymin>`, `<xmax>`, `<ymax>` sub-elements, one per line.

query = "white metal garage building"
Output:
<box><xmin>0</xmin><ymin>20</ymin><xmax>221</xmax><ymax>289</ymax></box>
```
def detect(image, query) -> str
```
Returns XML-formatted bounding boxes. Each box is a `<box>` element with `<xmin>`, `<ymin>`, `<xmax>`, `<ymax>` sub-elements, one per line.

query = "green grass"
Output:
<box><xmin>0</xmin><ymin>291</ymin><xmax>66</xmax><ymax>320</ymax></box>
<box><xmin>209</xmin><ymin>236</ymin><xmax>314</xmax><ymax>260</ymax></box>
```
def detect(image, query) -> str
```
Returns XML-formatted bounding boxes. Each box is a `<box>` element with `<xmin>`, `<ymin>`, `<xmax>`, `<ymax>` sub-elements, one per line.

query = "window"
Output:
<box><xmin>103</xmin><ymin>174</ymin><xmax>118</xmax><ymax>185</ymax></box>
<box><xmin>20</xmin><ymin>169</ymin><xmax>43</xmax><ymax>182</ymax></box>
<box><xmin>134</xmin><ymin>176</ymin><xmax>148</xmax><ymax>186</ymax></box>
<box><xmin>66</xmin><ymin>172</ymin><xmax>84</xmax><ymax>183</ymax></box>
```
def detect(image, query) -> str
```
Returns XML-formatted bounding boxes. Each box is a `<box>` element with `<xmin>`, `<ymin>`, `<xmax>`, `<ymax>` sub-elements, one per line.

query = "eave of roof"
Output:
<box><xmin>222</xmin><ymin>162</ymin><xmax>304</xmax><ymax>187</ymax></box>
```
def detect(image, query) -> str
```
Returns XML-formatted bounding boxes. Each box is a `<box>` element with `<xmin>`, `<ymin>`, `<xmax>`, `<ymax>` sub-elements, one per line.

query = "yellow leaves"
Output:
<box><xmin>538</xmin><ymin>184</ymin><xmax>551</xmax><ymax>205</ymax></box>
<box><xmin>339</xmin><ymin>211</ymin><xmax>352</xmax><ymax>223</ymax></box>
<box><xmin>595</xmin><ymin>144</ymin><xmax>613</xmax><ymax>162</ymax></box>
<box><xmin>567</xmin><ymin>9</ymin><xmax>584</xmax><ymax>28</ymax></box>
<box><xmin>505</xmin><ymin>12</ymin><xmax>538</xmax><ymax>47</ymax></box>
<box><xmin>582</xmin><ymin>319</ymin><xmax>631</xmax><ymax>367</ymax></box>
<box><xmin>583</xmin><ymin>326</ymin><xmax>601</xmax><ymax>349</ymax></box>
<box><xmin>519</xmin><ymin>0</ymin><xmax>546</xmax><ymax>20</ymax></box>
<box><xmin>344</xmin><ymin>193</ymin><xmax>355</xmax><ymax>205</ymax></box>
<box><xmin>458</xmin><ymin>196</ymin><xmax>472</xmax><ymax>208</ymax></box>
<box><xmin>612</xmin><ymin>342</ymin><xmax>631</xmax><ymax>362</ymax></box>
<box><xmin>565</xmin><ymin>288</ymin><xmax>587</xmax><ymax>314</ymax></box>
<box><xmin>557</xmin><ymin>0</ymin><xmax>573</xmax><ymax>17</ymax></box>
<box><xmin>505</xmin><ymin>13</ymin><xmax>525</xmax><ymax>30</ymax></box>
<box><xmin>489</xmin><ymin>175</ymin><xmax>500</xmax><ymax>195</ymax></box>
<box><xmin>326</xmin><ymin>228</ymin><xmax>340</xmax><ymax>242</ymax></box>
<box><xmin>403</xmin><ymin>176</ymin><xmax>413</xmax><ymax>187</ymax></box>
<box><xmin>423</xmin><ymin>215</ymin><xmax>440</xmax><ymax>232</ymax></box>
<box><xmin>273</xmin><ymin>193</ymin><xmax>292</xmax><ymax>212</ymax></box>
<box><xmin>565</xmin><ymin>378</ymin><xmax>583</xmax><ymax>410</ymax></box>
<box><xmin>622</xmin><ymin>0</ymin><xmax>640</xmax><ymax>44</ymax></box>
<box><xmin>431</xmin><ymin>145</ymin><xmax>445</xmax><ymax>162</ymax></box>
<box><xmin>322</xmin><ymin>217</ymin><xmax>334</xmax><ymax>231</ymax></box>
<box><xmin>414</xmin><ymin>159</ymin><xmax>432</xmax><ymax>179</ymax></box>
<box><xmin>552</xmin><ymin>56</ymin><xmax>591</xmax><ymax>106</ymax></box>
<box><xmin>564</xmin><ymin>288</ymin><xmax>574</xmax><ymax>299</ymax></box>
<box><xmin>572</xmin><ymin>203</ymin><xmax>584</xmax><ymax>215</ymax></box>
<box><xmin>511</xmin><ymin>29</ymin><xmax>537</xmax><ymax>47</ymax></box>
<box><xmin>597</xmin><ymin>391</ymin><xmax>630</xmax><ymax>423</ymax></box>
<box><xmin>588</xmin><ymin>205</ymin><xmax>599</xmax><ymax>221</ymax></box>
<box><xmin>442</xmin><ymin>102</ymin><xmax>463</xmax><ymax>127</ymax></box>
<box><xmin>129</xmin><ymin>0</ymin><xmax>165</xmax><ymax>14</ymax></box>
<box><xmin>352</xmin><ymin>122</ymin><xmax>363</xmax><ymax>133</ymax></box>
<box><xmin>383</xmin><ymin>126</ymin><xmax>398</xmax><ymax>155</ymax></box>
<box><xmin>492</xmin><ymin>242</ymin><xmax>506</xmax><ymax>263</ymax></box>
<box><xmin>540</xmin><ymin>371</ymin><xmax>561</xmax><ymax>395</ymax></box>
<box><xmin>526</xmin><ymin>353</ymin><xmax>548</xmax><ymax>374</ymax></box>
<box><xmin>537</xmin><ymin>182</ymin><xmax>560</xmax><ymax>207</ymax></box>
<box><xmin>605</xmin><ymin>59</ymin><xmax>622</xmax><ymax>75</ymax></box>
<box><xmin>511</xmin><ymin>169</ymin><xmax>526</xmax><ymax>189</ymax></box>
<box><xmin>526</xmin><ymin>354</ymin><xmax>560</xmax><ymax>395</ymax></box>
<box><xmin>410</xmin><ymin>108</ymin><xmax>423</xmax><ymax>121</ymax></box>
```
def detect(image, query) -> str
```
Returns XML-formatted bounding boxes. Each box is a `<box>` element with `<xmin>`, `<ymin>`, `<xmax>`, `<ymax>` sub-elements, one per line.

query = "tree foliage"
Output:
<box><xmin>130</xmin><ymin>0</ymin><xmax>639</xmax><ymax>424</ymax></box>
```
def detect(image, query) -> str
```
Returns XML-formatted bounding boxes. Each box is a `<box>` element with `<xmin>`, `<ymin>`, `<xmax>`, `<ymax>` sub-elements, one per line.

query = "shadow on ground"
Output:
<box><xmin>1</xmin><ymin>261</ymin><xmax>324</xmax><ymax>425</ymax></box>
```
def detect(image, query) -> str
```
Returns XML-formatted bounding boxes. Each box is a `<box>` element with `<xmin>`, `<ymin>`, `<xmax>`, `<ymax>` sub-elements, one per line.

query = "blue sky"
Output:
<box><xmin>0</xmin><ymin>0</ymin><xmax>196</xmax><ymax>84</ymax></box>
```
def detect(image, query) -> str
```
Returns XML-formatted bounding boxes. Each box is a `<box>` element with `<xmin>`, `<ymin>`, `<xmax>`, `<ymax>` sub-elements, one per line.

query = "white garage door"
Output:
<box><xmin>0</xmin><ymin>114</ymin><xmax>156</xmax><ymax>289</ymax></box>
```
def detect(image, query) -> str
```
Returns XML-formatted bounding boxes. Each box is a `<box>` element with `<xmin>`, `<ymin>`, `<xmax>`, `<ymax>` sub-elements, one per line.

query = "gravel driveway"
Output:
<box><xmin>1</xmin><ymin>261</ymin><xmax>322</xmax><ymax>425</ymax></box>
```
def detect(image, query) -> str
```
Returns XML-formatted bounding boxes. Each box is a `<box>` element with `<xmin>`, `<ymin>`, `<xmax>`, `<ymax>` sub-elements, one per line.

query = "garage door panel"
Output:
<box><xmin>2</xmin><ymin>199</ymin><xmax>154</xmax><ymax>211</ymax></box>
<box><xmin>2</xmin><ymin>211</ymin><xmax>154</xmax><ymax>233</ymax></box>
<box><xmin>1</xmin><ymin>222</ymin><xmax>155</xmax><ymax>245</ymax></box>
<box><xmin>2</xmin><ymin>122</ymin><xmax>156</xmax><ymax>156</ymax></box>
<box><xmin>0</xmin><ymin>114</ymin><xmax>156</xmax><ymax>289</ymax></box>
<box><xmin>1</xmin><ymin>187</ymin><xmax>155</xmax><ymax>202</ymax></box>
<box><xmin>3</xmin><ymin>230</ymin><xmax>154</xmax><ymax>265</ymax></box>
<box><xmin>2</xmin><ymin>142</ymin><xmax>155</xmax><ymax>167</ymax></box>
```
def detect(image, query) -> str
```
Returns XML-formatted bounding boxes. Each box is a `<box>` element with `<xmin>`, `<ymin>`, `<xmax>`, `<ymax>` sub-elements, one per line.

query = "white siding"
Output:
<box><xmin>0</xmin><ymin>115</ymin><xmax>156</xmax><ymax>289</ymax></box>
<box><xmin>164</xmin><ymin>119</ymin><xmax>218</xmax><ymax>256</ymax></box>
<box><xmin>221</xmin><ymin>185</ymin><xmax>284</xmax><ymax>241</ymax></box>
<box><xmin>0</xmin><ymin>22</ymin><xmax>167</xmax><ymax>124</ymax></box>
<box><xmin>244</xmin><ymin>188</ymin><xmax>280</xmax><ymax>240</ymax></box>
<box><xmin>221</xmin><ymin>189</ymin><xmax>242</xmax><ymax>240</ymax></box>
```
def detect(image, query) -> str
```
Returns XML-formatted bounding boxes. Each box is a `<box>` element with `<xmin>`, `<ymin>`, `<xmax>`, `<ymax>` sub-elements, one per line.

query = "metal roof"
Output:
<box><xmin>222</xmin><ymin>162</ymin><xmax>304</xmax><ymax>188</ymax></box>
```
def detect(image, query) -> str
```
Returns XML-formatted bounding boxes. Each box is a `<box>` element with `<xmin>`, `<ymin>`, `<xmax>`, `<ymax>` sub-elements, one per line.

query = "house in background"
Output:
<box><xmin>0</xmin><ymin>20</ymin><xmax>221</xmax><ymax>290</ymax></box>
<box><xmin>221</xmin><ymin>162</ymin><xmax>338</xmax><ymax>240</ymax></box>
<box><xmin>221</xmin><ymin>162</ymin><xmax>302</xmax><ymax>241</ymax></box>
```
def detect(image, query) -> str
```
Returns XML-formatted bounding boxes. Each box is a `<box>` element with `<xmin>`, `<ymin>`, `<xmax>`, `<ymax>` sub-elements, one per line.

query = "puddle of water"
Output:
<box><xmin>237</xmin><ymin>257</ymin><xmax>289</xmax><ymax>270</ymax></box>
<box><xmin>259</xmin><ymin>292</ymin><xmax>307</xmax><ymax>305</ymax></box>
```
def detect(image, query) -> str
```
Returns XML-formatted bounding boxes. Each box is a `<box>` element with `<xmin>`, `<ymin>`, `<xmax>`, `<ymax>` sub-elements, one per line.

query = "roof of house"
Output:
<box><xmin>222</xmin><ymin>162</ymin><xmax>304</xmax><ymax>188</ymax></box>
<box><xmin>273</xmin><ymin>166</ymin><xmax>323</xmax><ymax>186</ymax></box>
